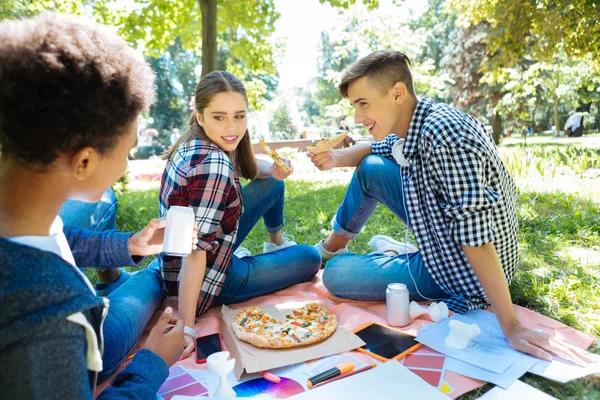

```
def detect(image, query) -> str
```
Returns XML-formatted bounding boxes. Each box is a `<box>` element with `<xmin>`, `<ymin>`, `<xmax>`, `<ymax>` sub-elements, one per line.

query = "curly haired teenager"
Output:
<box><xmin>0</xmin><ymin>13</ymin><xmax>187</xmax><ymax>399</ymax></box>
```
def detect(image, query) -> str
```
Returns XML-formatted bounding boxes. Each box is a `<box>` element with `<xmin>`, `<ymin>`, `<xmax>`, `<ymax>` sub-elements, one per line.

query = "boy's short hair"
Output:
<box><xmin>339</xmin><ymin>50</ymin><xmax>415</xmax><ymax>98</ymax></box>
<box><xmin>0</xmin><ymin>12</ymin><xmax>155</xmax><ymax>166</ymax></box>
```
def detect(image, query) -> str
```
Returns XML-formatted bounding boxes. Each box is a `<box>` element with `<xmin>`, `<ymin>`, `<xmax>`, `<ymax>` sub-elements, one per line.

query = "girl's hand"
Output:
<box><xmin>270</xmin><ymin>157</ymin><xmax>293</xmax><ymax>180</ymax></box>
<box><xmin>180</xmin><ymin>332</ymin><xmax>196</xmax><ymax>360</ymax></box>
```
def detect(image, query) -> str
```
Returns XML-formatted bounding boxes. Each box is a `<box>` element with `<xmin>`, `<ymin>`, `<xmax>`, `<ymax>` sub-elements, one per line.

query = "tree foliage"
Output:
<box><xmin>269</xmin><ymin>101</ymin><xmax>297</xmax><ymax>140</ymax></box>
<box><xmin>482</xmin><ymin>53</ymin><xmax>600</xmax><ymax>134</ymax></box>
<box><xmin>0</xmin><ymin>0</ymin><xmax>87</xmax><ymax>18</ymax></box>
<box><xmin>5</xmin><ymin>0</ymin><xmax>599</xmax><ymax>143</ymax></box>
<box><xmin>146</xmin><ymin>39</ymin><xmax>198</xmax><ymax>139</ymax></box>
<box><xmin>315</xmin><ymin>30</ymin><xmax>359</xmax><ymax>117</ymax></box>
<box><xmin>450</xmin><ymin>0</ymin><xmax>600</xmax><ymax>70</ymax></box>
<box><xmin>319</xmin><ymin>0</ymin><xmax>403</xmax><ymax>9</ymax></box>
<box><xmin>440</xmin><ymin>0</ymin><xmax>600</xmax><ymax>139</ymax></box>
<box><xmin>410</xmin><ymin>0</ymin><xmax>456</xmax><ymax>75</ymax></box>
<box><xmin>102</xmin><ymin>0</ymin><xmax>281</xmax><ymax>109</ymax></box>
<box><xmin>314</xmin><ymin>0</ymin><xmax>451</xmax><ymax>122</ymax></box>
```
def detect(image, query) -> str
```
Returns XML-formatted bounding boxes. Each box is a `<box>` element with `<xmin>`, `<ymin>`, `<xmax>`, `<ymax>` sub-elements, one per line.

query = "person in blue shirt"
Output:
<box><xmin>0</xmin><ymin>12</ymin><xmax>187</xmax><ymax>399</ymax></box>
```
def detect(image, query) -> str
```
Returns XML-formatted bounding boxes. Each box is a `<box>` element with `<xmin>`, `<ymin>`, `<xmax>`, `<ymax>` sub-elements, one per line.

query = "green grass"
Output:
<box><xmin>103</xmin><ymin>149</ymin><xmax>600</xmax><ymax>399</ymax></box>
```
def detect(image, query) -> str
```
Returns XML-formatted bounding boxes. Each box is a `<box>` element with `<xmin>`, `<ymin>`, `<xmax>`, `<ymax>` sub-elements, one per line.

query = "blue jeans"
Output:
<box><xmin>99</xmin><ymin>264</ymin><xmax>165</xmax><ymax>382</ymax></box>
<box><xmin>322</xmin><ymin>155</ymin><xmax>448</xmax><ymax>302</ymax></box>
<box><xmin>59</xmin><ymin>188</ymin><xmax>166</xmax><ymax>383</ymax></box>
<box><xmin>215</xmin><ymin>178</ymin><xmax>321</xmax><ymax>305</ymax></box>
<box><xmin>59</xmin><ymin>188</ymin><xmax>118</xmax><ymax>232</ymax></box>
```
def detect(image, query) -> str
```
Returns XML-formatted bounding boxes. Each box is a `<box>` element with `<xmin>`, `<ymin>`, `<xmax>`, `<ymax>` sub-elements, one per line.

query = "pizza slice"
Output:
<box><xmin>305</xmin><ymin>130</ymin><xmax>348</xmax><ymax>154</ymax></box>
<box><xmin>259</xmin><ymin>140</ymin><xmax>291</xmax><ymax>173</ymax></box>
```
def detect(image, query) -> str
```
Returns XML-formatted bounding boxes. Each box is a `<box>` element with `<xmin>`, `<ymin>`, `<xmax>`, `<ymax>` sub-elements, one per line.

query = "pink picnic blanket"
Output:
<box><xmin>96</xmin><ymin>271</ymin><xmax>596</xmax><ymax>398</ymax></box>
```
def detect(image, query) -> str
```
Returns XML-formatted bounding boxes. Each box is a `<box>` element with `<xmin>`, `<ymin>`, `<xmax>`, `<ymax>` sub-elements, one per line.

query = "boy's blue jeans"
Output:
<box><xmin>215</xmin><ymin>177</ymin><xmax>321</xmax><ymax>305</ymax></box>
<box><xmin>59</xmin><ymin>189</ymin><xmax>118</xmax><ymax>232</ymax></box>
<box><xmin>60</xmin><ymin>188</ymin><xmax>165</xmax><ymax>382</ymax></box>
<box><xmin>322</xmin><ymin>155</ymin><xmax>449</xmax><ymax>302</ymax></box>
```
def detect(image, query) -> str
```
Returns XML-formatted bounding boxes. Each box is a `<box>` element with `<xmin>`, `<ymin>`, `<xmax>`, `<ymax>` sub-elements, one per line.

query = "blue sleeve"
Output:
<box><xmin>99</xmin><ymin>349</ymin><xmax>169</xmax><ymax>400</ymax></box>
<box><xmin>64</xmin><ymin>226</ymin><xmax>144</xmax><ymax>269</ymax></box>
<box><xmin>371</xmin><ymin>134</ymin><xmax>398</xmax><ymax>160</ymax></box>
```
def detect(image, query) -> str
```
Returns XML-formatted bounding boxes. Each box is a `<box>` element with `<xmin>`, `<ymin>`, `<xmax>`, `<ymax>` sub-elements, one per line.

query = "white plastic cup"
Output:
<box><xmin>386</xmin><ymin>283</ymin><xmax>410</xmax><ymax>327</ymax></box>
<box><xmin>163</xmin><ymin>206</ymin><xmax>195</xmax><ymax>257</ymax></box>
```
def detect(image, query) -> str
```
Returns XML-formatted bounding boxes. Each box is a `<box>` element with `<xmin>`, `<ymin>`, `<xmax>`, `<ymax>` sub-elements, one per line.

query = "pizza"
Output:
<box><xmin>232</xmin><ymin>303</ymin><xmax>337</xmax><ymax>349</ymax></box>
<box><xmin>305</xmin><ymin>130</ymin><xmax>348</xmax><ymax>154</ymax></box>
<box><xmin>259</xmin><ymin>140</ymin><xmax>291</xmax><ymax>173</ymax></box>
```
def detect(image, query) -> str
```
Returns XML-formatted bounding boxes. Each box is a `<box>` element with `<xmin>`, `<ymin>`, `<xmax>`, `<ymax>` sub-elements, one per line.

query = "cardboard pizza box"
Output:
<box><xmin>220</xmin><ymin>303</ymin><xmax>366</xmax><ymax>380</ymax></box>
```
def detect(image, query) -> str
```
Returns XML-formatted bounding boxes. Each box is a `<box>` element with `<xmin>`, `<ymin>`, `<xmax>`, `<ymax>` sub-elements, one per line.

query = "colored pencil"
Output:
<box><xmin>307</xmin><ymin>361</ymin><xmax>354</xmax><ymax>388</ymax></box>
<box><xmin>311</xmin><ymin>363</ymin><xmax>377</xmax><ymax>389</ymax></box>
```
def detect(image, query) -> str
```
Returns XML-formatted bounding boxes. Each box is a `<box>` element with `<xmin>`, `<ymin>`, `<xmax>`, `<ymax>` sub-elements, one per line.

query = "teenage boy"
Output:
<box><xmin>309</xmin><ymin>50</ymin><xmax>593</xmax><ymax>365</ymax></box>
<box><xmin>0</xmin><ymin>13</ymin><xmax>186</xmax><ymax>399</ymax></box>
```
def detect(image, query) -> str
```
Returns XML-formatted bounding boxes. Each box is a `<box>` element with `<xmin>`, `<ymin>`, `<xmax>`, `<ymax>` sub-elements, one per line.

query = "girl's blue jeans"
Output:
<box><xmin>215</xmin><ymin>177</ymin><xmax>321</xmax><ymax>305</ymax></box>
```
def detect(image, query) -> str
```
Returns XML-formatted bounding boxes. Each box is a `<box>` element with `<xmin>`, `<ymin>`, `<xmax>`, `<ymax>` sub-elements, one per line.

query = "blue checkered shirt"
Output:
<box><xmin>372</xmin><ymin>97</ymin><xmax>519</xmax><ymax>312</ymax></box>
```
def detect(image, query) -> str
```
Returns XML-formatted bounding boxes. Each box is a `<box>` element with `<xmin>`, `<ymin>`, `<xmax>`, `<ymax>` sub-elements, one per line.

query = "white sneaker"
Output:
<box><xmin>234</xmin><ymin>246</ymin><xmax>252</xmax><ymax>258</ymax></box>
<box><xmin>263</xmin><ymin>233</ymin><xmax>297</xmax><ymax>253</ymax></box>
<box><xmin>314</xmin><ymin>239</ymin><xmax>348</xmax><ymax>261</ymax></box>
<box><xmin>368</xmin><ymin>234</ymin><xmax>418</xmax><ymax>255</ymax></box>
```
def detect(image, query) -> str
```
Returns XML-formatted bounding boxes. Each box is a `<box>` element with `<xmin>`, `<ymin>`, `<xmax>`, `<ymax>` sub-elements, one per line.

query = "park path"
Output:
<box><xmin>127</xmin><ymin>155</ymin><xmax>355</xmax><ymax>191</ymax></box>
<box><xmin>127</xmin><ymin>138</ymin><xmax>600</xmax><ymax>204</ymax></box>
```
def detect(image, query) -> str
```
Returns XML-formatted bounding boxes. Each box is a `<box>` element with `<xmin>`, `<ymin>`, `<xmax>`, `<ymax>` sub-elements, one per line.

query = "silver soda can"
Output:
<box><xmin>386</xmin><ymin>283</ymin><xmax>410</xmax><ymax>326</ymax></box>
<box><xmin>163</xmin><ymin>206</ymin><xmax>195</xmax><ymax>257</ymax></box>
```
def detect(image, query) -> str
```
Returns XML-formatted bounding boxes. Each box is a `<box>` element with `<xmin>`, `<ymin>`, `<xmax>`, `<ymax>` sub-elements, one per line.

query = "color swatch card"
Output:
<box><xmin>401</xmin><ymin>349</ymin><xmax>455</xmax><ymax>395</ymax></box>
<box><xmin>233</xmin><ymin>377</ymin><xmax>304</xmax><ymax>398</ymax></box>
<box><xmin>158</xmin><ymin>365</ymin><xmax>209</xmax><ymax>400</ymax></box>
<box><xmin>225</xmin><ymin>362</ymin><xmax>310</xmax><ymax>398</ymax></box>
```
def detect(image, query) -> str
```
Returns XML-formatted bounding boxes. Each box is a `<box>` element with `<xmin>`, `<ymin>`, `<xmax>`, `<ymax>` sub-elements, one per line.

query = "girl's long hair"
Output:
<box><xmin>162</xmin><ymin>71</ymin><xmax>258</xmax><ymax>180</ymax></box>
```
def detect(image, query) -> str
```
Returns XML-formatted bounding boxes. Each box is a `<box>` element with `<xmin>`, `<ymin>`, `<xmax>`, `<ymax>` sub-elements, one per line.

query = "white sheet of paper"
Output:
<box><xmin>289</xmin><ymin>360</ymin><xmax>447</xmax><ymax>400</ymax></box>
<box><xmin>529</xmin><ymin>356</ymin><xmax>600</xmax><ymax>383</ymax></box>
<box><xmin>416</xmin><ymin>310</ymin><xmax>521</xmax><ymax>374</ymax></box>
<box><xmin>445</xmin><ymin>352</ymin><xmax>540</xmax><ymax>389</ymax></box>
<box><xmin>476</xmin><ymin>380</ymin><xmax>557</xmax><ymax>400</ymax></box>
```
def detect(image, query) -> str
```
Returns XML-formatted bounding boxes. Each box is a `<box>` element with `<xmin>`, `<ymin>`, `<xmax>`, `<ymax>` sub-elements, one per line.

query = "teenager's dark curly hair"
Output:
<box><xmin>0</xmin><ymin>12</ymin><xmax>155</xmax><ymax>166</ymax></box>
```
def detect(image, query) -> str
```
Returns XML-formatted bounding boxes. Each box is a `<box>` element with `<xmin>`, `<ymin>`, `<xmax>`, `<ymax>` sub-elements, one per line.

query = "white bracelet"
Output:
<box><xmin>184</xmin><ymin>326</ymin><xmax>197</xmax><ymax>339</ymax></box>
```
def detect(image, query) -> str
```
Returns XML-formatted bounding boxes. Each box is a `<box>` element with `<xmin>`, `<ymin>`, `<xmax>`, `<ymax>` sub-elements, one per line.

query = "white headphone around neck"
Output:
<box><xmin>392</xmin><ymin>138</ymin><xmax>410</xmax><ymax>167</ymax></box>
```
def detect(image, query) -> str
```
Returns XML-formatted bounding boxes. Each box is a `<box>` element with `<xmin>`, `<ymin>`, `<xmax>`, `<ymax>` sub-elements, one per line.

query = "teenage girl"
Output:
<box><xmin>159</xmin><ymin>71</ymin><xmax>321</xmax><ymax>357</ymax></box>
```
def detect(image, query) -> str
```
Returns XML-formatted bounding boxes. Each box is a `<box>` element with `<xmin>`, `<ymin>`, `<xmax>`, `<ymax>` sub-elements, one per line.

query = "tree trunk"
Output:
<box><xmin>491</xmin><ymin>110</ymin><xmax>502</xmax><ymax>145</ymax></box>
<box><xmin>531</xmin><ymin>104</ymin><xmax>537</xmax><ymax>133</ymax></box>
<box><xmin>553</xmin><ymin>94</ymin><xmax>559</xmax><ymax>136</ymax></box>
<box><xmin>199</xmin><ymin>0</ymin><xmax>217</xmax><ymax>76</ymax></box>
